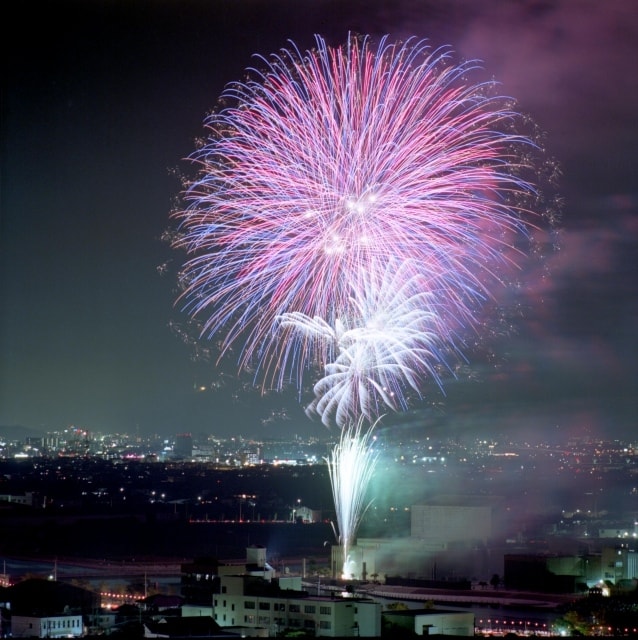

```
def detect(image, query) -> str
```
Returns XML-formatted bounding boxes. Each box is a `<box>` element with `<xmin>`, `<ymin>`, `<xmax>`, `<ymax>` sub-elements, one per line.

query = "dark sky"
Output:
<box><xmin>2</xmin><ymin>0</ymin><xmax>636</xmax><ymax>441</ymax></box>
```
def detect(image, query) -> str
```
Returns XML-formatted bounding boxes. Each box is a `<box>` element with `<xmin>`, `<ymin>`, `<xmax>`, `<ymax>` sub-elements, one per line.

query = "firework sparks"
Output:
<box><xmin>173</xmin><ymin>34</ymin><xmax>558</xmax><ymax>576</ymax></box>
<box><xmin>279</xmin><ymin>259</ymin><xmax>452</xmax><ymax>427</ymax></box>
<box><xmin>173</xmin><ymin>33</ymin><xmax>545</xmax><ymax>406</ymax></box>
<box><xmin>326</xmin><ymin>418</ymin><xmax>380</xmax><ymax>578</ymax></box>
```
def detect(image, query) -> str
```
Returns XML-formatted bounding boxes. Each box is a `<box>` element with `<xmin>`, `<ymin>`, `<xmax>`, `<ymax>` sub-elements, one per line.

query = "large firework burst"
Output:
<box><xmin>173</xmin><ymin>33</ymin><xmax>549</xmax><ymax>420</ymax></box>
<box><xmin>173</xmin><ymin>32</ymin><xmax>559</xmax><ymax>579</ymax></box>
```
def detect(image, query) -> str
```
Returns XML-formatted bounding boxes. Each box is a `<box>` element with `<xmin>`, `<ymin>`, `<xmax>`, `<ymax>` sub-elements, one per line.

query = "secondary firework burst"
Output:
<box><xmin>278</xmin><ymin>258</ymin><xmax>452</xmax><ymax>428</ymax></box>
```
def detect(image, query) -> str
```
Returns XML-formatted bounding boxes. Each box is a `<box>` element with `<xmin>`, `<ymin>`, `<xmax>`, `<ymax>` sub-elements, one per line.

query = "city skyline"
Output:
<box><xmin>2</xmin><ymin>0</ymin><xmax>636</xmax><ymax>441</ymax></box>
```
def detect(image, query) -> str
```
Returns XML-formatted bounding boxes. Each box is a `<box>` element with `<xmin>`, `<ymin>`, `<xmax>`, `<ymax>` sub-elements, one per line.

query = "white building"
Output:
<box><xmin>181</xmin><ymin>546</ymin><xmax>381</xmax><ymax>637</ymax></box>
<box><xmin>599</xmin><ymin>524</ymin><xmax>638</xmax><ymax>541</ymax></box>
<box><xmin>601</xmin><ymin>546</ymin><xmax>638</xmax><ymax>583</ymax></box>
<box><xmin>0</xmin><ymin>492</ymin><xmax>38</xmax><ymax>506</ymax></box>
<box><xmin>384</xmin><ymin>608</ymin><xmax>475</xmax><ymax>636</ymax></box>
<box><xmin>329</xmin><ymin>495</ymin><xmax>502</xmax><ymax>581</ymax></box>
<box><xmin>294</xmin><ymin>505</ymin><xmax>321</xmax><ymax>523</ymax></box>
<box><xmin>209</xmin><ymin>573</ymin><xmax>381</xmax><ymax>637</ymax></box>
<box><xmin>11</xmin><ymin>614</ymin><xmax>83</xmax><ymax>638</ymax></box>
<box><xmin>411</xmin><ymin>498</ymin><xmax>494</xmax><ymax>547</ymax></box>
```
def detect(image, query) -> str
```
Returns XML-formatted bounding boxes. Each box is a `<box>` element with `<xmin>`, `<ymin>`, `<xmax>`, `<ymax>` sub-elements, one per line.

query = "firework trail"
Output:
<box><xmin>173</xmin><ymin>33</ymin><xmax>546</xmax><ymax>416</ymax></box>
<box><xmin>326</xmin><ymin>418</ymin><xmax>380</xmax><ymax>578</ymax></box>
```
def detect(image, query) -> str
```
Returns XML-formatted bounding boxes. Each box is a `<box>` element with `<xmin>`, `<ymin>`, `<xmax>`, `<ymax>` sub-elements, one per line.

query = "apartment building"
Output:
<box><xmin>210</xmin><ymin>573</ymin><xmax>381</xmax><ymax>637</ymax></box>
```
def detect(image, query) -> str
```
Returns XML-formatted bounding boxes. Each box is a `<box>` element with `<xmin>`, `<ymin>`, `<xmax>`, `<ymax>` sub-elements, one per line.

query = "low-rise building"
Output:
<box><xmin>210</xmin><ymin>573</ymin><xmax>381</xmax><ymax>637</ymax></box>
<box><xmin>11</xmin><ymin>614</ymin><xmax>83</xmax><ymax>639</ymax></box>
<box><xmin>601</xmin><ymin>545</ymin><xmax>638</xmax><ymax>583</ymax></box>
<box><xmin>384</xmin><ymin>607</ymin><xmax>475</xmax><ymax>636</ymax></box>
<box><xmin>181</xmin><ymin>546</ymin><xmax>381</xmax><ymax>637</ymax></box>
<box><xmin>6</xmin><ymin>578</ymin><xmax>100</xmax><ymax>637</ymax></box>
<box><xmin>505</xmin><ymin>546</ymin><xmax>638</xmax><ymax>592</ymax></box>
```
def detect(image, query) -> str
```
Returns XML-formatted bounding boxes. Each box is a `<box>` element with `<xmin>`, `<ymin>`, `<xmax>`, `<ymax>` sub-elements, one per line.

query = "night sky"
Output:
<box><xmin>2</xmin><ymin>0</ymin><xmax>636</xmax><ymax>441</ymax></box>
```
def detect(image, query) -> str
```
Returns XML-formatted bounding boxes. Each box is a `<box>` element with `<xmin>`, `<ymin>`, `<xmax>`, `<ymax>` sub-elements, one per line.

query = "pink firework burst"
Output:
<box><xmin>173</xmin><ymin>33</ymin><xmax>552</xmax><ymax>417</ymax></box>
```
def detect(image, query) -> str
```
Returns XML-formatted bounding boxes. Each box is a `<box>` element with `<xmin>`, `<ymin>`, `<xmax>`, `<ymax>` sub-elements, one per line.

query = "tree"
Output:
<box><xmin>553</xmin><ymin>610</ymin><xmax>592</xmax><ymax>637</ymax></box>
<box><xmin>386</xmin><ymin>601</ymin><xmax>409</xmax><ymax>611</ymax></box>
<box><xmin>490</xmin><ymin>573</ymin><xmax>500</xmax><ymax>590</ymax></box>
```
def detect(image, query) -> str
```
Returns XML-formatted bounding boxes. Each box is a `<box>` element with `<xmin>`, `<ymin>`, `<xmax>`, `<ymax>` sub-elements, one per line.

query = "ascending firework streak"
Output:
<box><xmin>173</xmin><ymin>34</ymin><xmax>557</xmax><ymax>576</ymax></box>
<box><xmin>326</xmin><ymin>419</ymin><xmax>380</xmax><ymax>578</ymax></box>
